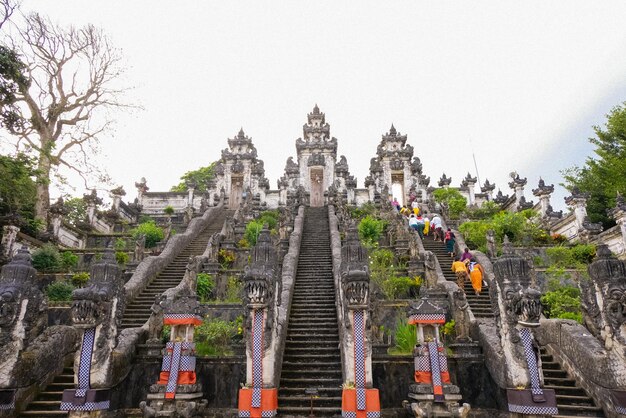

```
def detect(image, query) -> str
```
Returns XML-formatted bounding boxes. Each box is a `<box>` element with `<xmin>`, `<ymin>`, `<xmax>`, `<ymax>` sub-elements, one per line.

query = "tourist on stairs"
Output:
<box><xmin>431</xmin><ymin>215</ymin><xmax>443</xmax><ymax>241</ymax></box>
<box><xmin>444</xmin><ymin>228</ymin><xmax>456</xmax><ymax>257</ymax></box>
<box><xmin>423</xmin><ymin>213</ymin><xmax>430</xmax><ymax>237</ymax></box>
<box><xmin>451</xmin><ymin>256</ymin><xmax>469</xmax><ymax>293</ymax></box>
<box><xmin>468</xmin><ymin>258</ymin><xmax>485</xmax><ymax>295</ymax></box>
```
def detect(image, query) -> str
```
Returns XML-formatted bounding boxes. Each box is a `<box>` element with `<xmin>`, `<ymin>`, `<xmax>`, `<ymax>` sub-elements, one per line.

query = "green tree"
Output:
<box><xmin>62</xmin><ymin>197</ymin><xmax>87</xmax><ymax>227</ymax></box>
<box><xmin>433</xmin><ymin>188</ymin><xmax>467</xmax><ymax>219</ymax></box>
<box><xmin>1</xmin><ymin>11</ymin><xmax>131</xmax><ymax>228</ymax></box>
<box><xmin>0</xmin><ymin>153</ymin><xmax>37</xmax><ymax>224</ymax></box>
<box><xmin>563</xmin><ymin>102</ymin><xmax>626</xmax><ymax>229</ymax></box>
<box><xmin>170</xmin><ymin>163</ymin><xmax>216</xmax><ymax>193</ymax></box>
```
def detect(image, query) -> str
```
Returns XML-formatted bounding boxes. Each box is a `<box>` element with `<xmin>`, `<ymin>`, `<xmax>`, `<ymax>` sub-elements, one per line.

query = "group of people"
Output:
<box><xmin>451</xmin><ymin>248</ymin><xmax>486</xmax><ymax>295</ymax></box>
<box><xmin>393</xmin><ymin>197</ymin><xmax>445</xmax><ymax>241</ymax></box>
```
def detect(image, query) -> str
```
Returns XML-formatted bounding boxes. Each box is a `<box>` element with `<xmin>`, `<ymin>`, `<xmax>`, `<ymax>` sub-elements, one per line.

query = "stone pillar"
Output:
<box><xmin>462</xmin><ymin>173</ymin><xmax>477</xmax><ymax>206</ymax></box>
<box><xmin>1</xmin><ymin>225</ymin><xmax>20</xmax><ymax>259</ymax></box>
<box><xmin>109</xmin><ymin>186</ymin><xmax>126</xmax><ymax>213</ymax></box>
<box><xmin>82</xmin><ymin>189</ymin><xmax>102</xmax><ymax>228</ymax></box>
<box><xmin>238</xmin><ymin>228</ymin><xmax>279</xmax><ymax>418</ymax></box>
<box><xmin>481</xmin><ymin>179</ymin><xmax>496</xmax><ymax>201</ymax></box>
<box><xmin>610</xmin><ymin>195</ymin><xmax>626</xmax><ymax>253</ymax></box>
<box><xmin>62</xmin><ymin>247</ymin><xmax>125</xmax><ymax>415</ymax></box>
<box><xmin>532</xmin><ymin>179</ymin><xmax>554</xmax><ymax>218</ymax></box>
<box><xmin>508</xmin><ymin>174</ymin><xmax>527</xmax><ymax>211</ymax></box>
<box><xmin>338</xmin><ymin>226</ymin><xmax>381</xmax><ymax>418</ymax></box>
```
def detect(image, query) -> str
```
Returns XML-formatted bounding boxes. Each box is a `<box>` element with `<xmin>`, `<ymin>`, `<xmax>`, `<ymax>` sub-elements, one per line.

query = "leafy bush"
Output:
<box><xmin>551</xmin><ymin>234</ymin><xmax>567</xmax><ymax>244</ymax></box>
<box><xmin>197</xmin><ymin>273</ymin><xmax>215</xmax><ymax>302</ymax></box>
<box><xmin>358</xmin><ymin>215</ymin><xmax>386</xmax><ymax>245</ymax></box>
<box><xmin>433</xmin><ymin>188</ymin><xmax>467</xmax><ymax>219</ymax></box>
<box><xmin>541</xmin><ymin>279</ymin><xmax>582</xmax><ymax>323</ymax></box>
<box><xmin>391</xmin><ymin>318</ymin><xmax>416</xmax><ymax>355</ymax></box>
<box><xmin>571</xmin><ymin>244</ymin><xmax>596</xmax><ymax>265</ymax></box>
<box><xmin>218</xmin><ymin>249</ymin><xmax>236</xmax><ymax>269</ymax></box>
<box><xmin>223</xmin><ymin>276</ymin><xmax>242</xmax><ymax>302</ymax></box>
<box><xmin>32</xmin><ymin>244</ymin><xmax>61</xmax><ymax>272</ymax></box>
<box><xmin>349</xmin><ymin>203</ymin><xmax>377</xmax><ymax>220</ymax></box>
<box><xmin>46</xmin><ymin>281</ymin><xmax>75</xmax><ymax>301</ymax></box>
<box><xmin>114</xmin><ymin>238</ymin><xmax>127</xmax><ymax>250</ymax></box>
<box><xmin>60</xmin><ymin>251</ymin><xmax>78</xmax><ymax>271</ymax></box>
<box><xmin>195</xmin><ymin>318</ymin><xmax>236</xmax><ymax>356</ymax></box>
<box><xmin>258</xmin><ymin>210</ymin><xmax>280</xmax><ymax>230</ymax></box>
<box><xmin>164</xmin><ymin>205</ymin><xmax>175</xmax><ymax>216</ymax></box>
<box><xmin>115</xmin><ymin>251</ymin><xmax>129</xmax><ymax>265</ymax></box>
<box><xmin>464</xmin><ymin>201</ymin><xmax>500</xmax><ymax>220</ymax></box>
<box><xmin>382</xmin><ymin>276</ymin><xmax>419</xmax><ymax>300</ymax></box>
<box><xmin>161</xmin><ymin>325</ymin><xmax>171</xmax><ymax>342</ymax></box>
<box><xmin>71</xmin><ymin>272</ymin><xmax>90</xmax><ymax>287</ymax></box>
<box><xmin>244</xmin><ymin>220</ymin><xmax>264</xmax><ymax>246</ymax></box>
<box><xmin>132</xmin><ymin>220</ymin><xmax>164</xmax><ymax>248</ymax></box>
<box><xmin>369</xmin><ymin>248</ymin><xmax>395</xmax><ymax>286</ymax></box>
<box><xmin>440</xmin><ymin>320</ymin><xmax>456</xmax><ymax>340</ymax></box>
<box><xmin>546</xmin><ymin>246</ymin><xmax>575</xmax><ymax>267</ymax></box>
<box><xmin>237</xmin><ymin>238</ymin><xmax>250</xmax><ymax>248</ymax></box>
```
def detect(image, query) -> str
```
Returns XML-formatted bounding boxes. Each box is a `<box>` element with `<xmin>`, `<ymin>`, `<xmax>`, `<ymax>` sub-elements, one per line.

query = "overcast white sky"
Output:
<box><xmin>12</xmin><ymin>1</ymin><xmax>626</xmax><ymax>209</ymax></box>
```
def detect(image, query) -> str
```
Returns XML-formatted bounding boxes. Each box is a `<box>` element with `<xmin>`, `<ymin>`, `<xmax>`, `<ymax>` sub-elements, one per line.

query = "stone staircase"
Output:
<box><xmin>421</xmin><ymin>236</ymin><xmax>494</xmax><ymax>319</ymax></box>
<box><xmin>19</xmin><ymin>361</ymin><xmax>73</xmax><ymax>417</ymax></box>
<box><xmin>278</xmin><ymin>206</ymin><xmax>342</xmax><ymax>417</ymax></box>
<box><xmin>540</xmin><ymin>348</ymin><xmax>605</xmax><ymax>417</ymax></box>
<box><xmin>121</xmin><ymin>209</ymin><xmax>230</xmax><ymax>329</ymax></box>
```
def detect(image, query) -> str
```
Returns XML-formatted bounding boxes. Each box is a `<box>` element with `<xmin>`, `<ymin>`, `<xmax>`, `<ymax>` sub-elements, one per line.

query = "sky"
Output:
<box><xmin>8</xmin><ymin>1</ymin><xmax>626</xmax><ymax>210</ymax></box>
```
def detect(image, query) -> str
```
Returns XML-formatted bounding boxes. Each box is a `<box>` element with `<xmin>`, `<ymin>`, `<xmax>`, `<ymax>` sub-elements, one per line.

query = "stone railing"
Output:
<box><xmin>328</xmin><ymin>205</ymin><xmax>347</xmax><ymax>379</ymax></box>
<box><xmin>272</xmin><ymin>205</ymin><xmax>304</xmax><ymax>385</ymax></box>
<box><xmin>535</xmin><ymin>319</ymin><xmax>622</xmax><ymax>417</ymax></box>
<box><xmin>124</xmin><ymin>200</ymin><xmax>224</xmax><ymax>301</ymax></box>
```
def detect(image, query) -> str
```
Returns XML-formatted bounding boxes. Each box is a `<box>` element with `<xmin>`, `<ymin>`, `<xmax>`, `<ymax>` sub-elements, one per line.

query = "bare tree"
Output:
<box><xmin>1</xmin><ymin>11</ymin><xmax>131</xmax><ymax>227</ymax></box>
<box><xmin>0</xmin><ymin>0</ymin><xmax>17</xmax><ymax>29</ymax></box>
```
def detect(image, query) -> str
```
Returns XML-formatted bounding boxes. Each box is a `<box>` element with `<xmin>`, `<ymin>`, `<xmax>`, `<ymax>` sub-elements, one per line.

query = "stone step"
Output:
<box><xmin>19</xmin><ymin>412</ymin><xmax>68</xmax><ymax>417</ymax></box>
<box><xmin>278</xmin><ymin>396</ymin><xmax>342</xmax><ymax>407</ymax></box>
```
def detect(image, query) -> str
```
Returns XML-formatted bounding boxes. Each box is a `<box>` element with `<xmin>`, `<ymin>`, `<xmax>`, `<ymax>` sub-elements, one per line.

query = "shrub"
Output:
<box><xmin>258</xmin><ymin>210</ymin><xmax>280</xmax><ymax>230</ymax></box>
<box><xmin>114</xmin><ymin>238</ymin><xmax>127</xmax><ymax>251</ymax></box>
<box><xmin>571</xmin><ymin>244</ymin><xmax>596</xmax><ymax>265</ymax></box>
<box><xmin>391</xmin><ymin>318</ymin><xmax>416</xmax><ymax>355</ymax></box>
<box><xmin>195</xmin><ymin>318</ymin><xmax>236</xmax><ymax>356</ymax></box>
<box><xmin>369</xmin><ymin>248</ymin><xmax>395</xmax><ymax>287</ymax></box>
<box><xmin>32</xmin><ymin>244</ymin><xmax>61</xmax><ymax>272</ymax></box>
<box><xmin>244</xmin><ymin>220</ymin><xmax>264</xmax><ymax>246</ymax></box>
<box><xmin>218</xmin><ymin>249</ymin><xmax>236</xmax><ymax>269</ymax></box>
<box><xmin>433</xmin><ymin>188</ymin><xmax>467</xmax><ymax>219</ymax></box>
<box><xmin>46</xmin><ymin>281</ymin><xmax>75</xmax><ymax>301</ymax></box>
<box><xmin>237</xmin><ymin>238</ymin><xmax>250</xmax><ymax>248</ymax></box>
<box><xmin>349</xmin><ymin>203</ymin><xmax>377</xmax><ymax>220</ymax></box>
<box><xmin>59</xmin><ymin>251</ymin><xmax>78</xmax><ymax>271</ymax></box>
<box><xmin>541</xmin><ymin>279</ymin><xmax>582</xmax><ymax>323</ymax></box>
<box><xmin>551</xmin><ymin>234</ymin><xmax>567</xmax><ymax>244</ymax></box>
<box><xmin>459</xmin><ymin>221</ymin><xmax>491</xmax><ymax>250</ymax></box>
<box><xmin>161</xmin><ymin>324</ymin><xmax>171</xmax><ymax>343</ymax></box>
<box><xmin>71</xmin><ymin>272</ymin><xmax>90</xmax><ymax>287</ymax></box>
<box><xmin>115</xmin><ymin>251</ymin><xmax>129</xmax><ymax>265</ymax></box>
<box><xmin>164</xmin><ymin>205</ymin><xmax>175</xmax><ymax>216</ymax></box>
<box><xmin>358</xmin><ymin>215</ymin><xmax>386</xmax><ymax>245</ymax></box>
<box><xmin>546</xmin><ymin>246</ymin><xmax>575</xmax><ymax>268</ymax></box>
<box><xmin>382</xmin><ymin>276</ymin><xmax>419</xmax><ymax>300</ymax></box>
<box><xmin>197</xmin><ymin>273</ymin><xmax>215</xmax><ymax>302</ymax></box>
<box><xmin>132</xmin><ymin>220</ymin><xmax>164</xmax><ymax>248</ymax></box>
<box><xmin>464</xmin><ymin>201</ymin><xmax>500</xmax><ymax>220</ymax></box>
<box><xmin>223</xmin><ymin>276</ymin><xmax>242</xmax><ymax>302</ymax></box>
<box><xmin>440</xmin><ymin>320</ymin><xmax>456</xmax><ymax>340</ymax></box>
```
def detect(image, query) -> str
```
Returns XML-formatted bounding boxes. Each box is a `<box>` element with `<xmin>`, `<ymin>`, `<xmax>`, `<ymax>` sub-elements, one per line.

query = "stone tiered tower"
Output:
<box><xmin>213</xmin><ymin>128</ymin><xmax>269</xmax><ymax>209</ymax></box>
<box><xmin>365</xmin><ymin>125</ymin><xmax>429</xmax><ymax>206</ymax></box>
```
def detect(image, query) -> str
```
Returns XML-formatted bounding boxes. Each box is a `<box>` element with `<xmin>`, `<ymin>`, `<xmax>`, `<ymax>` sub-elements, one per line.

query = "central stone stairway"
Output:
<box><xmin>19</xmin><ymin>360</ymin><xmax>73</xmax><ymax>417</ymax></box>
<box><xmin>121</xmin><ymin>209</ymin><xmax>230</xmax><ymax>328</ymax></box>
<box><xmin>278</xmin><ymin>206</ymin><xmax>342</xmax><ymax>417</ymax></box>
<box><xmin>540</xmin><ymin>348</ymin><xmax>605</xmax><ymax>417</ymax></box>
<box><xmin>422</xmin><ymin>236</ymin><xmax>494</xmax><ymax>318</ymax></box>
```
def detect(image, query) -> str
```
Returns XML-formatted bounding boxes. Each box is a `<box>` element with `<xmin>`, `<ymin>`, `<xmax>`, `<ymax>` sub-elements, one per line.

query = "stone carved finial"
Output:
<box><xmin>508</xmin><ymin>173</ymin><xmax>527</xmax><ymax>189</ymax></box>
<box><xmin>463</xmin><ymin>172</ymin><xmax>477</xmax><ymax>185</ymax></box>
<box><xmin>110</xmin><ymin>185</ymin><xmax>126</xmax><ymax>197</ymax></box>
<box><xmin>389</xmin><ymin>123</ymin><xmax>396</xmax><ymax>136</ymax></box>
<box><xmin>532</xmin><ymin>178</ymin><xmax>554</xmax><ymax>196</ymax></box>
<box><xmin>83</xmin><ymin>188</ymin><xmax>103</xmax><ymax>206</ymax></box>
<box><xmin>243</xmin><ymin>228</ymin><xmax>277</xmax><ymax>310</ymax></box>
<box><xmin>481</xmin><ymin>179</ymin><xmax>496</xmax><ymax>193</ymax></box>
<box><xmin>340</xmin><ymin>224</ymin><xmax>370</xmax><ymax>309</ymax></box>
<box><xmin>135</xmin><ymin>177</ymin><xmax>149</xmax><ymax>193</ymax></box>
<box><xmin>438</xmin><ymin>174</ymin><xmax>452</xmax><ymax>188</ymax></box>
<box><xmin>494</xmin><ymin>189</ymin><xmax>509</xmax><ymax>205</ymax></box>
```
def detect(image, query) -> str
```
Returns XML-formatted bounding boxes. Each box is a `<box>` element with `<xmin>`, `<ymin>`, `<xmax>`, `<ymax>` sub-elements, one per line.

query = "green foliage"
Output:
<box><xmin>358</xmin><ymin>215</ymin><xmax>386</xmax><ymax>245</ymax></box>
<box><xmin>348</xmin><ymin>203</ymin><xmax>377</xmax><ymax>220</ymax></box>
<box><xmin>131</xmin><ymin>220</ymin><xmax>164</xmax><ymax>248</ymax></box>
<box><xmin>32</xmin><ymin>244</ymin><xmax>61</xmax><ymax>272</ymax></box>
<box><xmin>440</xmin><ymin>320</ymin><xmax>456</xmax><ymax>337</ymax></box>
<box><xmin>541</xmin><ymin>279</ymin><xmax>582</xmax><ymax>323</ymax></box>
<box><xmin>562</xmin><ymin>102</ymin><xmax>626</xmax><ymax>229</ymax></box>
<box><xmin>571</xmin><ymin>244</ymin><xmax>596</xmax><ymax>265</ymax></box>
<box><xmin>464</xmin><ymin>201</ymin><xmax>500</xmax><ymax>220</ymax></box>
<box><xmin>223</xmin><ymin>276</ymin><xmax>242</xmax><ymax>302</ymax></box>
<box><xmin>114</xmin><ymin>238</ymin><xmax>127</xmax><ymax>250</ymax></box>
<box><xmin>258</xmin><ymin>210</ymin><xmax>280</xmax><ymax>230</ymax></box>
<box><xmin>0</xmin><ymin>153</ymin><xmax>37</xmax><ymax>229</ymax></box>
<box><xmin>62</xmin><ymin>197</ymin><xmax>88</xmax><ymax>227</ymax></box>
<box><xmin>244</xmin><ymin>220</ymin><xmax>264</xmax><ymax>246</ymax></box>
<box><xmin>197</xmin><ymin>273</ymin><xmax>215</xmax><ymax>302</ymax></box>
<box><xmin>433</xmin><ymin>188</ymin><xmax>467</xmax><ymax>219</ymax></box>
<box><xmin>46</xmin><ymin>281</ymin><xmax>75</xmax><ymax>301</ymax></box>
<box><xmin>459</xmin><ymin>209</ymin><xmax>547</xmax><ymax>250</ymax></box>
<box><xmin>546</xmin><ymin>244</ymin><xmax>596</xmax><ymax>268</ymax></box>
<box><xmin>60</xmin><ymin>251</ymin><xmax>78</xmax><ymax>271</ymax></box>
<box><xmin>0</xmin><ymin>44</ymin><xmax>29</xmax><ymax>133</ymax></box>
<box><xmin>391</xmin><ymin>318</ymin><xmax>416</xmax><ymax>355</ymax></box>
<box><xmin>382</xmin><ymin>276</ymin><xmax>420</xmax><ymax>300</ymax></box>
<box><xmin>170</xmin><ymin>163</ymin><xmax>216</xmax><ymax>192</ymax></box>
<box><xmin>71</xmin><ymin>272</ymin><xmax>89</xmax><ymax>287</ymax></box>
<box><xmin>195</xmin><ymin>317</ymin><xmax>237</xmax><ymax>356</ymax></box>
<box><xmin>237</xmin><ymin>238</ymin><xmax>250</xmax><ymax>248</ymax></box>
<box><xmin>218</xmin><ymin>249</ymin><xmax>236</xmax><ymax>269</ymax></box>
<box><xmin>115</xmin><ymin>251</ymin><xmax>129</xmax><ymax>265</ymax></box>
<box><xmin>163</xmin><ymin>205</ymin><xmax>175</xmax><ymax>216</ymax></box>
<box><xmin>161</xmin><ymin>325</ymin><xmax>171</xmax><ymax>343</ymax></box>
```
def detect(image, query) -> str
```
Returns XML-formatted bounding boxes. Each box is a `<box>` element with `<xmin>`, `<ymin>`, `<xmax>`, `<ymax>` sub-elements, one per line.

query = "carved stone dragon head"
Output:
<box><xmin>242</xmin><ymin>228</ymin><xmax>277</xmax><ymax>309</ymax></box>
<box><xmin>71</xmin><ymin>247</ymin><xmax>124</xmax><ymax>330</ymax></box>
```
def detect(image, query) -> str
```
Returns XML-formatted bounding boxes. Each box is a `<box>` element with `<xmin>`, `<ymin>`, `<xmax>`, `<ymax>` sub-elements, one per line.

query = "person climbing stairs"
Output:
<box><xmin>421</xmin><ymin>236</ymin><xmax>494</xmax><ymax>318</ymax></box>
<box><xmin>121</xmin><ymin>209</ymin><xmax>230</xmax><ymax>328</ymax></box>
<box><xmin>540</xmin><ymin>348</ymin><xmax>605</xmax><ymax>417</ymax></box>
<box><xmin>278</xmin><ymin>206</ymin><xmax>342</xmax><ymax>417</ymax></box>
